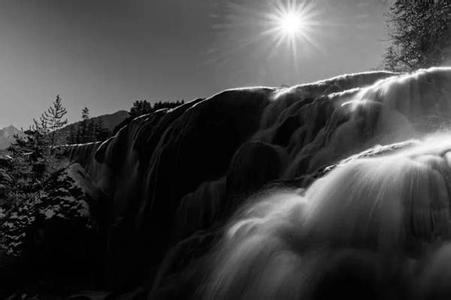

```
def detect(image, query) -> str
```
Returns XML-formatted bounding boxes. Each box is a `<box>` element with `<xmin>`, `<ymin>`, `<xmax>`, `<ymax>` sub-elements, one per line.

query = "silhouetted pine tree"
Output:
<box><xmin>153</xmin><ymin>100</ymin><xmax>184</xmax><ymax>111</ymax></box>
<box><xmin>129</xmin><ymin>99</ymin><xmax>185</xmax><ymax>118</ymax></box>
<box><xmin>11</xmin><ymin>96</ymin><xmax>68</xmax><ymax>187</ymax></box>
<box><xmin>39</xmin><ymin>95</ymin><xmax>68</xmax><ymax>148</ymax></box>
<box><xmin>130</xmin><ymin>100</ymin><xmax>153</xmax><ymax>118</ymax></box>
<box><xmin>74</xmin><ymin>107</ymin><xmax>93</xmax><ymax>143</ymax></box>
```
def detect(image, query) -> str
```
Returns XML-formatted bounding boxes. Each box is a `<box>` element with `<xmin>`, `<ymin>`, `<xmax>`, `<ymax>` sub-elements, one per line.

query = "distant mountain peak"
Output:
<box><xmin>0</xmin><ymin>125</ymin><xmax>23</xmax><ymax>149</ymax></box>
<box><xmin>0</xmin><ymin>110</ymin><xmax>129</xmax><ymax>149</ymax></box>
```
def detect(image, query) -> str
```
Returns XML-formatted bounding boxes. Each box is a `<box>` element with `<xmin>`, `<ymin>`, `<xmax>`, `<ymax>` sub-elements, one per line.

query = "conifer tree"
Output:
<box><xmin>94</xmin><ymin>119</ymin><xmax>111</xmax><ymax>141</ymax></box>
<box><xmin>79</xmin><ymin>107</ymin><xmax>92</xmax><ymax>143</ymax></box>
<box><xmin>384</xmin><ymin>1</ymin><xmax>451</xmax><ymax>71</ymax></box>
<box><xmin>130</xmin><ymin>100</ymin><xmax>152</xmax><ymax>118</ymax></box>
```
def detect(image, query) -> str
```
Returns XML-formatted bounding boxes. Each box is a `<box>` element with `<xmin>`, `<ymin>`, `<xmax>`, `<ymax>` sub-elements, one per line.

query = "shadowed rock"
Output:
<box><xmin>59</xmin><ymin>67</ymin><xmax>451</xmax><ymax>298</ymax></box>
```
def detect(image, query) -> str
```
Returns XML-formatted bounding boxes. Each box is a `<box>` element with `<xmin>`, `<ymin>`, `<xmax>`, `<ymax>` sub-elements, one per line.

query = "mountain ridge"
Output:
<box><xmin>0</xmin><ymin>110</ymin><xmax>130</xmax><ymax>149</ymax></box>
<box><xmin>55</xmin><ymin>110</ymin><xmax>130</xmax><ymax>144</ymax></box>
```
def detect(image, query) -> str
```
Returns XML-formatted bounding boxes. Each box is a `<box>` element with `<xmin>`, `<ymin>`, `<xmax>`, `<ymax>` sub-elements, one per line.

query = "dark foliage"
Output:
<box><xmin>113</xmin><ymin>99</ymin><xmax>186</xmax><ymax>135</ymax></box>
<box><xmin>384</xmin><ymin>0</ymin><xmax>451</xmax><ymax>71</ymax></box>
<box><xmin>129</xmin><ymin>99</ymin><xmax>185</xmax><ymax>119</ymax></box>
<box><xmin>33</xmin><ymin>95</ymin><xmax>68</xmax><ymax>148</ymax></box>
<box><xmin>0</xmin><ymin>100</ymin><xmax>95</xmax><ymax>297</ymax></box>
<box><xmin>67</xmin><ymin>107</ymin><xmax>112</xmax><ymax>144</ymax></box>
<box><xmin>130</xmin><ymin>100</ymin><xmax>153</xmax><ymax>118</ymax></box>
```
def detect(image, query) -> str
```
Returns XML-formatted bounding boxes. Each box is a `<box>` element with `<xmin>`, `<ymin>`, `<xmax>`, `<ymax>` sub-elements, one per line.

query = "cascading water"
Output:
<box><xmin>204</xmin><ymin>68</ymin><xmax>451</xmax><ymax>300</ymax></box>
<box><xmin>205</xmin><ymin>136</ymin><xmax>451</xmax><ymax>299</ymax></box>
<box><xmin>63</xmin><ymin>67</ymin><xmax>451</xmax><ymax>298</ymax></box>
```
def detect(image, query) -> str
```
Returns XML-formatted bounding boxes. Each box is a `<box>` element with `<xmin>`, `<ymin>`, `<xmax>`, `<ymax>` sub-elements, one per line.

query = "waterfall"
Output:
<box><xmin>205</xmin><ymin>66</ymin><xmax>451</xmax><ymax>299</ymax></box>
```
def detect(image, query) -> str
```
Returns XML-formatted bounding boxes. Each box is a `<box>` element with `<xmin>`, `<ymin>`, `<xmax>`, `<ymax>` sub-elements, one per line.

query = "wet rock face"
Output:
<box><xmin>64</xmin><ymin>67</ymin><xmax>451</xmax><ymax>297</ymax></box>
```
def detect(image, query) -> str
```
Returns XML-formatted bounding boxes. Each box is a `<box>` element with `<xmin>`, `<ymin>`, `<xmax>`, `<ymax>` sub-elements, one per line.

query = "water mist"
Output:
<box><xmin>205</xmin><ymin>136</ymin><xmax>451</xmax><ymax>300</ymax></box>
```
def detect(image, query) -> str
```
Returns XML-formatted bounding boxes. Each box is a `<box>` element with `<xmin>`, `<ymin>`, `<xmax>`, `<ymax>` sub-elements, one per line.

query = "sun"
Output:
<box><xmin>277</xmin><ymin>11</ymin><xmax>306</xmax><ymax>37</ymax></box>
<box><xmin>265</xmin><ymin>0</ymin><xmax>320</xmax><ymax>57</ymax></box>
<box><xmin>208</xmin><ymin>0</ymin><xmax>322</xmax><ymax>73</ymax></box>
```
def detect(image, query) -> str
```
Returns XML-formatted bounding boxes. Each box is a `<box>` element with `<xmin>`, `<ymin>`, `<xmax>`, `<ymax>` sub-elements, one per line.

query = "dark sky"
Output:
<box><xmin>0</xmin><ymin>0</ymin><xmax>389</xmax><ymax>128</ymax></box>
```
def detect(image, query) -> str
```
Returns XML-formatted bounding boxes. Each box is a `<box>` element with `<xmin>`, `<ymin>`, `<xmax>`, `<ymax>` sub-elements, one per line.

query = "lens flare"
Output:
<box><xmin>208</xmin><ymin>0</ymin><xmax>322</xmax><ymax>80</ymax></box>
<box><xmin>277</xmin><ymin>11</ymin><xmax>305</xmax><ymax>36</ymax></box>
<box><xmin>266</xmin><ymin>0</ymin><xmax>320</xmax><ymax>59</ymax></box>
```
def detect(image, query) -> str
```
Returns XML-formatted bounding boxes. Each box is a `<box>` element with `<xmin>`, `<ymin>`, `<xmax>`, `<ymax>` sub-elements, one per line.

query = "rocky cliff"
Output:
<box><xmin>64</xmin><ymin>67</ymin><xmax>451</xmax><ymax>298</ymax></box>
